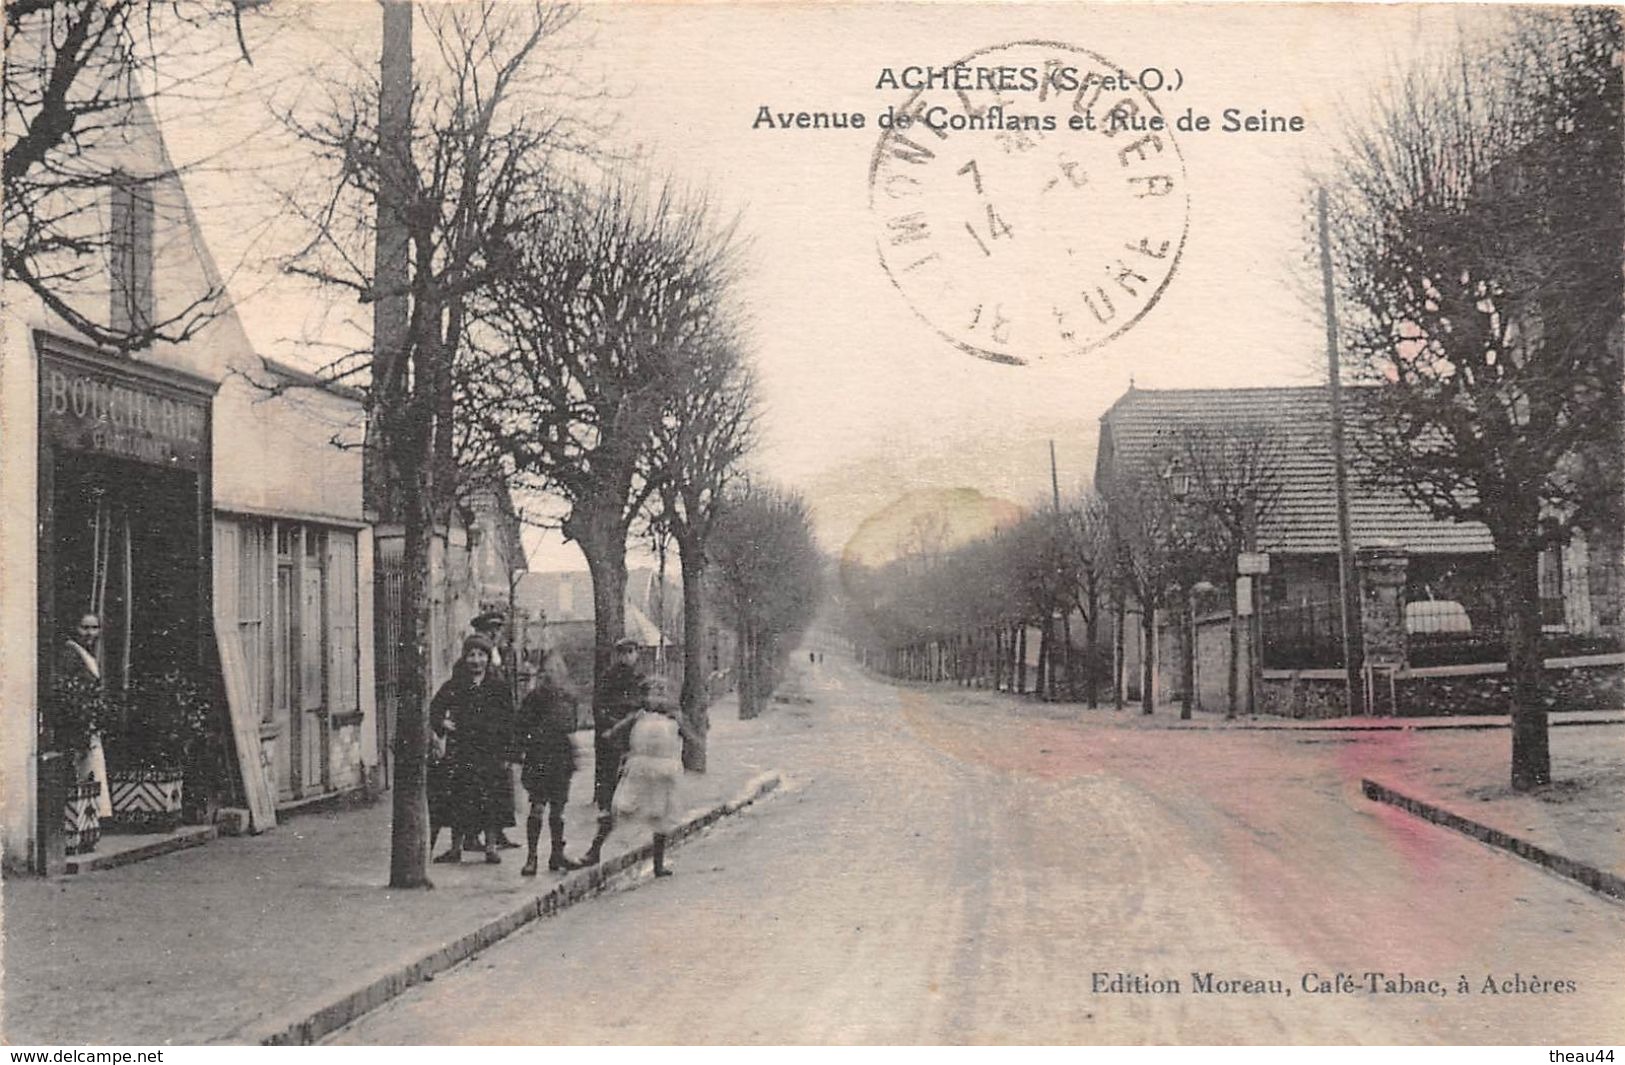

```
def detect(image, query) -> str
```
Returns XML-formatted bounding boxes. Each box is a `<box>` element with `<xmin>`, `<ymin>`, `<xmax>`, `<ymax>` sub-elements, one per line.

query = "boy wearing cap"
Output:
<box><xmin>517</xmin><ymin>650</ymin><xmax>581</xmax><ymax>876</ymax></box>
<box><xmin>577</xmin><ymin>637</ymin><xmax>647</xmax><ymax>866</ymax></box>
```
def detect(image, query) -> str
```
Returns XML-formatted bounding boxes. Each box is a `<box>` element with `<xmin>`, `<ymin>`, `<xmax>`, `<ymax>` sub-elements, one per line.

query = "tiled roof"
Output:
<box><xmin>514</xmin><ymin>567</ymin><xmax>681</xmax><ymax>636</ymax></box>
<box><xmin>1097</xmin><ymin>386</ymin><xmax>1494</xmax><ymax>555</ymax></box>
<box><xmin>516</xmin><ymin>571</ymin><xmax>595</xmax><ymax>624</ymax></box>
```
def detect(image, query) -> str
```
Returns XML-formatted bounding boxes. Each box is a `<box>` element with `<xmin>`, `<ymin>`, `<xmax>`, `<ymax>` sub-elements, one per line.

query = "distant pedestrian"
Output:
<box><xmin>430</xmin><ymin>634</ymin><xmax>516</xmax><ymax>865</ymax></box>
<box><xmin>577</xmin><ymin>637</ymin><xmax>647</xmax><ymax>866</ymax></box>
<box><xmin>517</xmin><ymin>651</ymin><xmax>581</xmax><ymax>877</ymax></box>
<box><xmin>606</xmin><ymin>684</ymin><xmax>698</xmax><ymax>877</ymax></box>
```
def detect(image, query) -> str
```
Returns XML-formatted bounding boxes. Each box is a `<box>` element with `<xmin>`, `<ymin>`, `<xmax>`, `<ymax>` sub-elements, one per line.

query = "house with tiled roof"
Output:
<box><xmin>1096</xmin><ymin>384</ymin><xmax>1622</xmax><ymax>711</ymax></box>
<box><xmin>513</xmin><ymin>567</ymin><xmax>683</xmax><ymax>689</ymax></box>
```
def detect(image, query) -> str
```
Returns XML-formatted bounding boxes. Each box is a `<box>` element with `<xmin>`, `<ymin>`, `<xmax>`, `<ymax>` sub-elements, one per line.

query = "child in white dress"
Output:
<box><xmin>606</xmin><ymin>691</ymin><xmax>698</xmax><ymax>876</ymax></box>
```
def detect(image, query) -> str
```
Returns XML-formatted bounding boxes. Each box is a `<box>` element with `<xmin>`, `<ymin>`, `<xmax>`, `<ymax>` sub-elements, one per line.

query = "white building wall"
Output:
<box><xmin>0</xmin><ymin>84</ymin><xmax>374</xmax><ymax>864</ymax></box>
<box><xmin>212</xmin><ymin>370</ymin><xmax>364</xmax><ymax>524</ymax></box>
<box><xmin>0</xmin><ymin>301</ymin><xmax>44</xmax><ymax>871</ymax></box>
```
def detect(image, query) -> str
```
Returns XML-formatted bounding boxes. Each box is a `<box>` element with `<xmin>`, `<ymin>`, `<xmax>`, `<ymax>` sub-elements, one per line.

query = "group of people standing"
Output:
<box><xmin>427</xmin><ymin>615</ymin><xmax>694</xmax><ymax>879</ymax></box>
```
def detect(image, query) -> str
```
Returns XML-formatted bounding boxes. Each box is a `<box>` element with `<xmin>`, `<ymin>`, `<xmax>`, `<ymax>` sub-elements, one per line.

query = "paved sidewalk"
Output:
<box><xmin>0</xmin><ymin>696</ymin><xmax>796</xmax><ymax>1046</ymax></box>
<box><xmin>1354</xmin><ymin>722</ymin><xmax>1625</xmax><ymax>885</ymax></box>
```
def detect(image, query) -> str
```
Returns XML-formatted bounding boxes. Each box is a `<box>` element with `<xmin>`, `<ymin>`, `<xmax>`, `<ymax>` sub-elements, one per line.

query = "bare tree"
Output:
<box><xmin>1059</xmin><ymin>492</ymin><xmax>1110</xmax><ymax>706</ymax></box>
<box><xmin>1167</xmin><ymin>422</ymin><xmax>1284</xmax><ymax>717</ymax></box>
<box><xmin>709</xmin><ymin>484</ymin><xmax>823</xmax><ymax>719</ymax></box>
<box><xmin>1324</xmin><ymin>8</ymin><xmax>1622</xmax><ymax>788</ymax></box>
<box><xmin>282</xmin><ymin>1</ymin><xmax>575</xmax><ymax>886</ymax></box>
<box><xmin>1102</xmin><ymin>462</ymin><xmax>1214</xmax><ymax>715</ymax></box>
<box><xmin>645</xmin><ymin>329</ymin><xmax>757</xmax><ymax>772</ymax></box>
<box><xmin>470</xmin><ymin>178</ymin><xmax>736</xmax><ymax>726</ymax></box>
<box><xmin>3</xmin><ymin>0</ymin><xmax>263</xmax><ymax>349</ymax></box>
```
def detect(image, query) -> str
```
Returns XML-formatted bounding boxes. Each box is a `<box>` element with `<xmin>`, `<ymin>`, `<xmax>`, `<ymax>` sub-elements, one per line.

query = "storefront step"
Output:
<box><xmin>274</xmin><ymin>784</ymin><xmax>374</xmax><ymax>824</ymax></box>
<box><xmin>64</xmin><ymin>825</ymin><xmax>217</xmax><ymax>875</ymax></box>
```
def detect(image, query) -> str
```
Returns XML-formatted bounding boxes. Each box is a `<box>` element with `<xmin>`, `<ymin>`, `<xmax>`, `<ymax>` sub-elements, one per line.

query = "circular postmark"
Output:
<box><xmin>870</xmin><ymin>40</ymin><xmax>1189</xmax><ymax>365</ymax></box>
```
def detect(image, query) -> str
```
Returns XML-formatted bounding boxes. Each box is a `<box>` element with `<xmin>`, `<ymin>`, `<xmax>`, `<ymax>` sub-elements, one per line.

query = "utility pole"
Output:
<box><xmin>375</xmin><ymin>0</ymin><xmax>434</xmax><ymax>889</ymax></box>
<box><xmin>368</xmin><ymin>0</ymin><xmax>412</xmax><ymax>522</ymax></box>
<box><xmin>1319</xmin><ymin>188</ymin><xmax>1366</xmax><ymax>715</ymax></box>
<box><xmin>1049</xmin><ymin>439</ymin><xmax>1062</xmax><ymax>511</ymax></box>
<box><xmin>1245</xmin><ymin>494</ymin><xmax>1263</xmax><ymax>716</ymax></box>
<box><xmin>1049</xmin><ymin>439</ymin><xmax>1062</xmax><ymax>700</ymax></box>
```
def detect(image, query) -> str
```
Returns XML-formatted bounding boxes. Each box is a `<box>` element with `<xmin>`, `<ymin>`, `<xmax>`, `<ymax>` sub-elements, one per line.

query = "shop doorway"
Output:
<box><xmin>268</xmin><ymin>523</ymin><xmax>331</xmax><ymax>800</ymax></box>
<box><xmin>47</xmin><ymin>451</ymin><xmax>202</xmax><ymax>694</ymax></box>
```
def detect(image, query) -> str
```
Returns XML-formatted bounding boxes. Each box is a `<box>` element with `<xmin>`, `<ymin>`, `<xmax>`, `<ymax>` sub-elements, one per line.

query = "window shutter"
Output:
<box><xmin>109</xmin><ymin>179</ymin><xmax>155</xmax><ymax>338</ymax></box>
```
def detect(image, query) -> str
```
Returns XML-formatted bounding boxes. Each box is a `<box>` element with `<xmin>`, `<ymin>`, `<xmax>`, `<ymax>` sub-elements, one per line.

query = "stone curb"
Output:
<box><xmin>233</xmin><ymin>771</ymin><xmax>783</xmax><ymax>1046</ymax></box>
<box><xmin>1138</xmin><ymin>715</ymin><xmax>1625</xmax><ymax>733</ymax></box>
<box><xmin>1360</xmin><ymin>778</ymin><xmax>1625</xmax><ymax>903</ymax></box>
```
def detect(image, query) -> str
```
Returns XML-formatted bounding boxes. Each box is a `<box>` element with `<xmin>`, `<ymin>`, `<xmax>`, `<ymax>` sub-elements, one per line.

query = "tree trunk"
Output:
<box><xmin>676</xmin><ymin>534</ymin><xmax>708</xmax><ymax>773</ymax></box>
<box><xmin>1086</xmin><ymin>582</ymin><xmax>1100</xmax><ymax>709</ymax></box>
<box><xmin>387</xmin><ymin>421</ymin><xmax>433</xmax><ymax>889</ymax></box>
<box><xmin>1227</xmin><ymin>591</ymin><xmax>1241</xmax><ymax>720</ymax></box>
<box><xmin>1017</xmin><ymin>625</ymin><xmax>1028</xmax><ymax>694</ymax></box>
<box><xmin>575</xmin><ymin>511</ymin><xmax>630</xmax><ymax>725</ymax></box>
<box><xmin>993</xmin><ymin>627</ymin><xmax>1004</xmax><ymax>691</ymax></box>
<box><xmin>1035</xmin><ymin>623</ymin><xmax>1049</xmax><ymax>699</ymax></box>
<box><xmin>1501</xmin><ymin>544</ymin><xmax>1551</xmax><ymax>790</ymax></box>
<box><xmin>1141</xmin><ymin>601</ymin><xmax>1156</xmax><ymax>714</ymax></box>
<box><xmin>1180</xmin><ymin>591</ymin><xmax>1195</xmax><ymax>720</ymax></box>
<box><xmin>1061</xmin><ymin>611</ymin><xmax>1074</xmax><ymax>702</ymax></box>
<box><xmin>738</xmin><ymin>621</ymin><xmax>759</xmax><ymax>720</ymax></box>
<box><xmin>1112</xmin><ymin>593</ymin><xmax>1126</xmax><ymax>711</ymax></box>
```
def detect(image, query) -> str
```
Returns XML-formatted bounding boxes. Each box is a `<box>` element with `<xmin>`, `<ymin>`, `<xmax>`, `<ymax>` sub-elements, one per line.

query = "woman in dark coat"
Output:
<box><xmin>430</xmin><ymin>634</ymin><xmax>516</xmax><ymax>865</ymax></box>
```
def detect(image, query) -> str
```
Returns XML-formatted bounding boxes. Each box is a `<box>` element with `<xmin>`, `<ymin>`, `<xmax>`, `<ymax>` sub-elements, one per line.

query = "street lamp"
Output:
<box><xmin>1163</xmin><ymin>456</ymin><xmax>1190</xmax><ymax>503</ymax></box>
<box><xmin>1162</xmin><ymin>455</ymin><xmax>1194</xmax><ymax>716</ymax></box>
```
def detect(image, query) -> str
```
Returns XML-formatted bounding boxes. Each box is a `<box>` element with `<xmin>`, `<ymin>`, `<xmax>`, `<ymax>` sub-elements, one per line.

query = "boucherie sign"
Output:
<box><xmin>39</xmin><ymin>349</ymin><xmax>210</xmax><ymax>471</ymax></box>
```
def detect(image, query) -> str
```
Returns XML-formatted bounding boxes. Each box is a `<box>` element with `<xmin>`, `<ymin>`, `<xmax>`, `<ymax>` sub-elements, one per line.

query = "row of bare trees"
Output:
<box><xmin>707</xmin><ymin>485</ymin><xmax>824</xmax><ymax>722</ymax></box>
<box><xmin>838</xmin><ymin>423</ymin><xmax>1282</xmax><ymax>720</ymax></box>
<box><xmin>271</xmin><ymin>2</ymin><xmax>784</xmax><ymax>885</ymax></box>
<box><xmin>8</xmin><ymin>0</ymin><xmax>820</xmax><ymax>888</ymax></box>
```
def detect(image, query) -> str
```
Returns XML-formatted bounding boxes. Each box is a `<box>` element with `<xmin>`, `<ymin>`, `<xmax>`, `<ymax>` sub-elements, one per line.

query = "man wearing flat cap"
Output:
<box><xmin>470</xmin><ymin>611</ymin><xmax>512</xmax><ymax>672</ymax></box>
<box><xmin>578</xmin><ymin>636</ymin><xmax>648</xmax><ymax>866</ymax></box>
<box><xmin>469</xmin><ymin>610</ymin><xmax>520</xmax><ymax>849</ymax></box>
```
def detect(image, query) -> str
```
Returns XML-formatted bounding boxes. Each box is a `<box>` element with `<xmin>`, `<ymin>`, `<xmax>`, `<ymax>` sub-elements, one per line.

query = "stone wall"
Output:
<box><xmin>1260</xmin><ymin>661</ymin><xmax>1623</xmax><ymax>718</ymax></box>
<box><xmin>1397</xmin><ymin>662</ymin><xmax>1624</xmax><ymax>716</ymax></box>
<box><xmin>1260</xmin><ymin>674</ymin><xmax>1349</xmax><ymax>718</ymax></box>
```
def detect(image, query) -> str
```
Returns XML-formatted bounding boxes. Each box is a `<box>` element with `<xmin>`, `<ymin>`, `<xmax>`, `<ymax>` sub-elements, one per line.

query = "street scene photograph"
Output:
<box><xmin>2</xmin><ymin>0</ymin><xmax>1623</xmax><ymax>1048</ymax></box>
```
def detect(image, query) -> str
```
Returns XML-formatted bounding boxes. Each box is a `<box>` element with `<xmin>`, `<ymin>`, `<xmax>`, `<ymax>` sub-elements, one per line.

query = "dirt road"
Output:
<box><xmin>332</xmin><ymin>660</ymin><xmax>1625</xmax><ymax>1044</ymax></box>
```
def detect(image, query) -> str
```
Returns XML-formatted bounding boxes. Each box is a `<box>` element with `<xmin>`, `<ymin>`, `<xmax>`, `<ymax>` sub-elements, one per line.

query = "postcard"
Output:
<box><xmin>2</xmin><ymin>0</ymin><xmax>1621</xmax><ymax>1048</ymax></box>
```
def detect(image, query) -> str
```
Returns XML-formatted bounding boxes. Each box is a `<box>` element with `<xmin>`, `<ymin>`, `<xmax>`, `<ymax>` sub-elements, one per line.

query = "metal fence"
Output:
<box><xmin>1262</xmin><ymin>591</ymin><xmax>1618</xmax><ymax>671</ymax></box>
<box><xmin>1260</xmin><ymin>600</ymin><xmax>1344</xmax><ymax>669</ymax></box>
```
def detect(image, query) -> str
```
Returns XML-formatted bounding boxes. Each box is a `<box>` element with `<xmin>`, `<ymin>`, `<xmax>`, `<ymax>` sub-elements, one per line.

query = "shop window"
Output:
<box><xmin>109</xmin><ymin>177</ymin><xmax>154</xmax><ymax>339</ymax></box>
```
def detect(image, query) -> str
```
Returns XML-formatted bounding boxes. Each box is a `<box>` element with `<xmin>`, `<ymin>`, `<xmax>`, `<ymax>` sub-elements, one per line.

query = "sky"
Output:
<box><xmin>159</xmin><ymin>1</ymin><xmax>1484</xmax><ymax>572</ymax></box>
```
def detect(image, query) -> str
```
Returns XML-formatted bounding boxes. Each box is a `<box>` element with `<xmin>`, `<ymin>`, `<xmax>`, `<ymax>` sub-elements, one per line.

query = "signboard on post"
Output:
<box><xmin>1236</xmin><ymin>576</ymin><xmax>1254</xmax><ymax>617</ymax></box>
<box><xmin>1237</xmin><ymin>552</ymin><xmax>1271</xmax><ymax>576</ymax></box>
